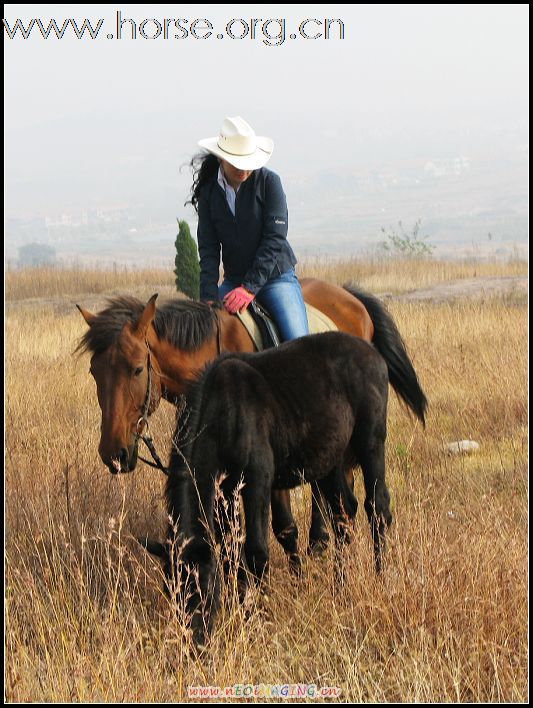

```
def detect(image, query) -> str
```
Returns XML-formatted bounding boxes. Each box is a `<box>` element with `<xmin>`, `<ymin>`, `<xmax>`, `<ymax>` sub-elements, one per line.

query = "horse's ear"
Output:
<box><xmin>134</xmin><ymin>293</ymin><xmax>158</xmax><ymax>337</ymax></box>
<box><xmin>76</xmin><ymin>304</ymin><xmax>96</xmax><ymax>326</ymax></box>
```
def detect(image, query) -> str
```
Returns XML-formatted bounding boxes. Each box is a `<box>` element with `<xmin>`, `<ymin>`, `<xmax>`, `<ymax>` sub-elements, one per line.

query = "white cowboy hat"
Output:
<box><xmin>198</xmin><ymin>116</ymin><xmax>274</xmax><ymax>170</ymax></box>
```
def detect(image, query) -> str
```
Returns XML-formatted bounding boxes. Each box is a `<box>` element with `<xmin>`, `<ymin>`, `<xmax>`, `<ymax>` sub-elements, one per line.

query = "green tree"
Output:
<box><xmin>379</xmin><ymin>219</ymin><xmax>435</xmax><ymax>257</ymax></box>
<box><xmin>18</xmin><ymin>242</ymin><xmax>57</xmax><ymax>267</ymax></box>
<box><xmin>174</xmin><ymin>219</ymin><xmax>200</xmax><ymax>299</ymax></box>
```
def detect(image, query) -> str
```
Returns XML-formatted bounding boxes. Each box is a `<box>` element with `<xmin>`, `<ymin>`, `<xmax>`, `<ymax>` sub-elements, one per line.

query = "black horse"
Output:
<box><xmin>164</xmin><ymin>331</ymin><xmax>393</xmax><ymax>646</ymax></box>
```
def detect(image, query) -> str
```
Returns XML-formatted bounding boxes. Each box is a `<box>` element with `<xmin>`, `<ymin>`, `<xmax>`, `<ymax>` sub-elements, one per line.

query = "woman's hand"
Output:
<box><xmin>223</xmin><ymin>286</ymin><xmax>255</xmax><ymax>314</ymax></box>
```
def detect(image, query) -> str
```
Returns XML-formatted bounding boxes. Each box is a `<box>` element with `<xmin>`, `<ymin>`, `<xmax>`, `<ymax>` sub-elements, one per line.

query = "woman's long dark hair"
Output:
<box><xmin>184</xmin><ymin>152</ymin><xmax>219</xmax><ymax>213</ymax></box>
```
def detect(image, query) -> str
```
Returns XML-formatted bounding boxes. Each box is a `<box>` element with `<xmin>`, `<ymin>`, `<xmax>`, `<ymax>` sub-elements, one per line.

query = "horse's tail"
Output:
<box><xmin>343</xmin><ymin>284</ymin><xmax>428</xmax><ymax>426</ymax></box>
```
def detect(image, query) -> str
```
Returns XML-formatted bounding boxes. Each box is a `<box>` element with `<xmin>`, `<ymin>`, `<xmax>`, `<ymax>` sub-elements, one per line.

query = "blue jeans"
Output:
<box><xmin>219</xmin><ymin>268</ymin><xmax>309</xmax><ymax>341</ymax></box>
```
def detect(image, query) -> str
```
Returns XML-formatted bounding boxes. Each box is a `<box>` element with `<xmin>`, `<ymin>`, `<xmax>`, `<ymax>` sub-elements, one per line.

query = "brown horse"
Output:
<box><xmin>76</xmin><ymin>278</ymin><xmax>426</xmax><ymax>569</ymax></box>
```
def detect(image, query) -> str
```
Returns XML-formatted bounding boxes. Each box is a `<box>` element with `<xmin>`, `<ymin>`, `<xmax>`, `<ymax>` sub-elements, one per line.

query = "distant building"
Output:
<box><xmin>96</xmin><ymin>204</ymin><xmax>132</xmax><ymax>223</ymax></box>
<box><xmin>424</xmin><ymin>157</ymin><xmax>470</xmax><ymax>177</ymax></box>
<box><xmin>45</xmin><ymin>213</ymin><xmax>74</xmax><ymax>228</ymax></box>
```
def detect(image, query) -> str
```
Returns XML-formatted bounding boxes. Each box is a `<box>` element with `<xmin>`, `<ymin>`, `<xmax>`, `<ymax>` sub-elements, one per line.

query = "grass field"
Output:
<box><xmin>5</xmin><ymin>258</ymin><xmax>528</xmax><ymax>702</ymax></box>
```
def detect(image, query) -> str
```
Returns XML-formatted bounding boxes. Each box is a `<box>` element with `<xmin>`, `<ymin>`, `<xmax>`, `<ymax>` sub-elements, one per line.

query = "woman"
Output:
<box><xmin>187</xmin><ymin>115</ymin><xmax>309</xmax><ymax>341</ymax></box>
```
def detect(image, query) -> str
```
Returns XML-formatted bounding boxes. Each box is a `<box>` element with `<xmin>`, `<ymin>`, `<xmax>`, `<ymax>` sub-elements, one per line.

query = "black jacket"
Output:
<box><xmin>197</xmin><ymin>167</ymin><xmax>298</xmax><ymax>301</ymax></box>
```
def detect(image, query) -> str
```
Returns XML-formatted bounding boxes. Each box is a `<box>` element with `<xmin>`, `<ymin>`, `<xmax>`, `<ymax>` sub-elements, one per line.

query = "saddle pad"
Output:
<box><xmin>236</xmin><ymin>303</ymin><xmax>338</xmax><ymax>351</ymax></box>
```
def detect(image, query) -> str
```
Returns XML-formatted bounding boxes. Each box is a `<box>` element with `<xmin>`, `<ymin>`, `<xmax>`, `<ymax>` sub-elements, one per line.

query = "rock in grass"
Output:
<box><xmin>444</xmin><ymin>440</ymin><xmax>480</xmax><ymax>455</ymax></box>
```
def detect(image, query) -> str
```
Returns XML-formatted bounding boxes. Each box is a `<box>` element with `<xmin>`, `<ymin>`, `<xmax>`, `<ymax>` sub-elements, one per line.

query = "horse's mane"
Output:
<box><xmin>76</xmin><ymin>296</ymin><xmax>219</xmax><ymax>355</ymax></box>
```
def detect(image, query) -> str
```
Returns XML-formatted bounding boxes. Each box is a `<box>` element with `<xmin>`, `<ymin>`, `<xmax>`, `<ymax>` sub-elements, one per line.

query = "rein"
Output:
<box><xmin>135</xmin><ymin>344</ymin><xmax>169</xmax><ymax>476</ymax></box>
<box><xmin>215</xmin><ymin>308</ymin><xmax>223</xmax><ymax>355</ymax></box>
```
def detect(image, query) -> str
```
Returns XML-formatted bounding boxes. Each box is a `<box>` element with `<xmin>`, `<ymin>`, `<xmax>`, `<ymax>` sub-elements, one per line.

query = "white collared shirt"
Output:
<box><xmin>217</xmin><ymin>166</ymin><xmax>240</xmax><ymax>216</ymax></box>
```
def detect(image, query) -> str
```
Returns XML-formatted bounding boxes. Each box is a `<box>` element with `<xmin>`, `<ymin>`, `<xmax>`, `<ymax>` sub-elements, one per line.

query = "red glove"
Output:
<box><xmin>223</xmin><ymin>286</ymin><xmax>255</xmax><ymax>314</ymax></box>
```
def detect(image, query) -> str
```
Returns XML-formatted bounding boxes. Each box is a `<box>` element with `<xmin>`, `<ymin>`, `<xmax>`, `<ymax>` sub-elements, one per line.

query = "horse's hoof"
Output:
<box><xmin>189</xmin><ymin>640</ymin><xmax>209</xmax><ymax>660</ymax></box>
<box><xmin>307</xmin><ymin>538</ymin><xmax>329</xmax><ymax>558</ymax></box>
<box><xmin>191</xmin><ymin>629</ymin><xmax>209</xmax><ymax>654</ymax></box>
<box><xmin>288</xmin><ymin>554</ymin><xmax>303</xmax><ymax>577</ymax></box>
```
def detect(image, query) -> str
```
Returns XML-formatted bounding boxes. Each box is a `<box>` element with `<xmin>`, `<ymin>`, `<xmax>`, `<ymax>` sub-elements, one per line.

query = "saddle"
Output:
<box><xmin>236</xmin><ymin>300</ymin><xmax>337</xmax><ymax>351</ymax></box>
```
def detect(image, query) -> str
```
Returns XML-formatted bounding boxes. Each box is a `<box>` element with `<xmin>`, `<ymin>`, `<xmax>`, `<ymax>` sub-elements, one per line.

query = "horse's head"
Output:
<box><xmin>77</xmin><ymin>294</ymin><xmax>162</xmax><ymax>474</ymax></box>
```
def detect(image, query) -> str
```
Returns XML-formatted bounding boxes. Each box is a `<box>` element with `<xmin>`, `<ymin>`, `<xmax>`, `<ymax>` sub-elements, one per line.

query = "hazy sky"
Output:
<box><xmin>4</xmin><ymin>4</ymin><xmax>529</xmax><ymax>235</ymax></box>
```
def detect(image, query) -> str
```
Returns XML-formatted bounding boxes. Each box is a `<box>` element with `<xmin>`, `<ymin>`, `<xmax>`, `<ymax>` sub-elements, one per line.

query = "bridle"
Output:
<box><xmin>134</xmin><ymin>343</ymin><xmax>169</xmax><ymax>476</ymax></box>
<box><xmin>132</xmin><ymin>308</ymin><xmax>223</xmax><ymax>477</ymax></box>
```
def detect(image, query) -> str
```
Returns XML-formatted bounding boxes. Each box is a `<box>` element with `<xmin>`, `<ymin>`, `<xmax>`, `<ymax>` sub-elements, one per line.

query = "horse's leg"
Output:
<box><xmin>309</xmin><ymin>468</ymin><xmax>357</xmax><ymax>555</ymax></box>
<box><xmin>316</xmin><ymin>467</ymin><xmax>358</xmax><ymax>549</ymax></box>
<box><xmin>242</xmin><ymin>451</ymin><xmax>273</xmax><ymax>590</ymax></box>
<box><xmin>342</xmin><ymin>467</ymin><xmax>358</xmax><ymax>540</ymax></box>
<box><xmin>308</xmin><ymin>481</ymin><xmax>331</xmax><ymax>556</ymax></box>
<box><xmin>214</xmin><ymin>475</ymin><xmax>242</xmax><ymax>583</ymax></box>
<box><xmin>271</xmin><ymin>489</ymin><xmax>302</xmax><ymax>575</ymax></box>
<box><xmin>312</xmin><ymin>467</ymin><xmax>358</xmax><ymax>586</ymax></box>
<box><xmin>170</xmin><ymin>448</ymin><xmax>220</xmax><ymax>647</ymax></box>
<box><xmin>359</xmin><ymin>435</ymin><xmax>392</xmax><ymax>573</ymax></box>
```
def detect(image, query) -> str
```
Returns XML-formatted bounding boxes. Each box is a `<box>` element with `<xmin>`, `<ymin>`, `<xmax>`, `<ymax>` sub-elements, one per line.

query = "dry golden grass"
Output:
<box><xmin>5</xmin><ymin>264</ymin><xmax>177</xmax><ymax>302</ymax></box>
<box><xmin>300</xmin><ymin>254</ymin><xmax>527</xmax><ymax>295</ymax></box>
<box><xmin>5</xmin><ymin>255</ymin><xmax>527</xmax><ymax>301</ymax></box>
<box><xmin>5</xmin><ymin>261</ymin><xmax>528</xmax><ymax>702</ymax></box>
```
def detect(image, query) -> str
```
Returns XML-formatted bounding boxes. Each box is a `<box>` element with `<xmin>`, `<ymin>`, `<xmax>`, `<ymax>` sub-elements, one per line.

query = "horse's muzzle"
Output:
<box><xmin>106</xmin><ymin>441</ymin><xmax>138</xmax><ymax>474</ymax></box>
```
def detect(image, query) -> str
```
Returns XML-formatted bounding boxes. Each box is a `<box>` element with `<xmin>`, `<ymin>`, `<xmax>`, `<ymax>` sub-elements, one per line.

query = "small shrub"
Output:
<box><xmin>174</xmin><ymin>219</ymin><xmax>200</xmax><ymax>299</ymax></box>
<box><xmin>379</xmin><ymin>219</ymin><xmax>436</xmax><ymax>257</ymax></box>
